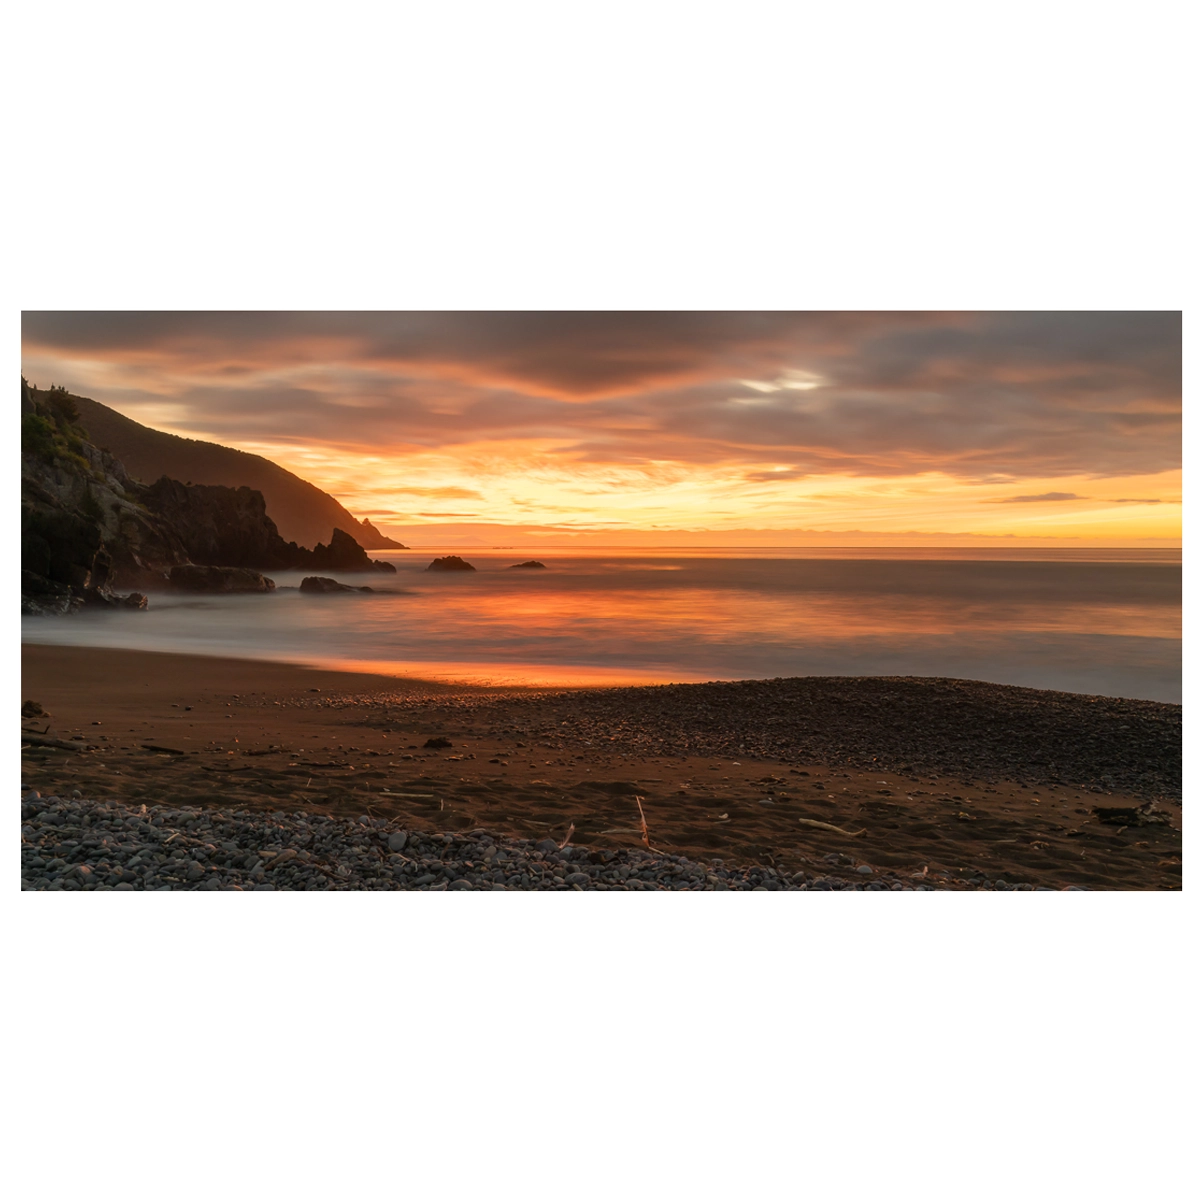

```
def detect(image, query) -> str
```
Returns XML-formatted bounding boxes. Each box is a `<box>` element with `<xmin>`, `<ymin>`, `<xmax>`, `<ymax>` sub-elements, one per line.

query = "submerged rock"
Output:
<box><xmin>299</xmin><ymin>576</ymin><xmax>374</xmax><ymax>594</ymax></box>
<box><xmin>426</xmin><ymin>556</ymin><xmax>475</xmax><ymax>572</ymax></box>
<box><xmin>169</xmin><ymin>565</ymin><xmax>275</xmax><ymax>593</ymax></box>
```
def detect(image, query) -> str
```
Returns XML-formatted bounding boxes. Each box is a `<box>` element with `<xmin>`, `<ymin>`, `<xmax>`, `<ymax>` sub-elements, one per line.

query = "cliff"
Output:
<box><xmin>66</xmin><ymin>391</ymin><xmax>406</xmax><ymax>550</ymax></box>
<box><xmin>21</xmin><ymin>379</ymin><xmax>394</xmax><ymax>613</ymax></box>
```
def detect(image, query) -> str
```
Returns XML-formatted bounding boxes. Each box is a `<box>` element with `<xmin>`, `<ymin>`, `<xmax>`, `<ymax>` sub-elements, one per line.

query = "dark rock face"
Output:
<box><xmin>21</xmin><ymin>382</ymin><xmax>167</xmax><ymax>612</ymax></box>
<box><xmin>299</xmin><ymin>576</ymin><xmax>374</xmax><ymax>594</ymax></box>
<box><xmin>426</xmin><ymin>556</ymin><xmax>476</xmax><ymax>572</ymax></box>
<box><xmin>509</xmin><ymin>560</ymin><xmax>546</xmax><ymax>569</ymax></box>
<box><xmin>169</xmin><ymin>565</ymin><xmax>276</xmax><ymax>593</ymax></box>
<box><xmin>142</xmin><ymin>477</ymin><xmax>302</xmax><ymax>571</ymax></box>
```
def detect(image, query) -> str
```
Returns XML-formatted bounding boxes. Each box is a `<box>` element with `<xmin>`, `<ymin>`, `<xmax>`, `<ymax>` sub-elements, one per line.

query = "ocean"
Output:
<box><xmin>21</xmin><ymin>548</ymin><xmax>1182</xmax><ymax>703</ymax></box>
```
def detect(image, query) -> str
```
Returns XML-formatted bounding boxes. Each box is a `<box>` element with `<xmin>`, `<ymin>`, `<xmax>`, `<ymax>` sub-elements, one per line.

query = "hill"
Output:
<box><xmin>64</xmin><ymin>392</ymin><xmax>405</xmax><ymax>550</ymax></box>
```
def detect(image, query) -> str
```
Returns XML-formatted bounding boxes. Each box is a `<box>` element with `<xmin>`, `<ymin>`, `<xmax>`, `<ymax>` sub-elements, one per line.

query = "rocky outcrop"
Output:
<box><xmin>142</xmin><ymin>476</ymin><xmax>305</xmax><ymax>571</ymax></box>
<box><xmin>509</xmin><ymin>560</ymin><xmax>547</xmax><ymax>569</ymax></box>
<box><xmin>169</xmin><ymin>565</ymin><xmax>276</xmax><ymax>593</ymax></box>
<box><xmin>307</xmin><ymin>528</ymin><xmax>397</xmax><ymax>574</ymax></box>
<box><xmin>22</xmin><ymin>379</ymin><xmax>396</xmax><ymax>613</ymax></box>
<box><xmin>299</xmin><ymin>576</ymin><xmax>374</xmax><ymax>594</ymax></box>
<box><xmin>427</xmin><ymin>555</ymin><xmax>476</xmax><ymax>571</ymax></box>
<box><xmin>22</xmin><ymin>380</ymin><xmax>179</xmax><ymax>611</ymax></box>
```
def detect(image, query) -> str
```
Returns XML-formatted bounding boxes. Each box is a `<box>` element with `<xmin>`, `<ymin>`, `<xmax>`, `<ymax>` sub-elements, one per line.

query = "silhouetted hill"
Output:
<box><xmin>66</xmin><ymin>393</ymin><xmax>405</xmax><ymax>551</ymax></box>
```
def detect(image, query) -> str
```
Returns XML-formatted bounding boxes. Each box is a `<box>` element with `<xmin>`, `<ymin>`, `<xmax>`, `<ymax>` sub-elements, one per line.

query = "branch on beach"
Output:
<box><xmin>796</xmin><ymin>817</ymin><xmax>867</xmax><ymax>838</ymax></box>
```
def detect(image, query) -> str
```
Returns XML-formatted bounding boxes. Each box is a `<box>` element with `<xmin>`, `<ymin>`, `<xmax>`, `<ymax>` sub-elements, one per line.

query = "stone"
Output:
<box><xmin>565</xmin><ymin>872</ymin><xmax>590</xmax><ymax>885</ymax></box>
<box><xmin>856</xmin><ymin>865</ymin><xmax>874</xmax><ymax>875</ymax></box>
<box><xmin>169</xmin><ymin>564</ymin><xmax>275</xmax><ymax>593</ymax></box>
<box><xmin>534</xmin><ymin>839</ymin><xmax>559</xmax><ymax>854</ymax></box>
<box><xmin>299</xmin><ymin>576</ymin><xmax>373</xmax><ymax>594</ymax></box>
<box><xmin>426</xmin><ymin>556</ymin><xmax>475</xmax><ymax>572</ymax></box>
<box><xmin>449</xmin><ymin>878</ymin><xmax>473</xmax><ymax>890</ymax></box>
<box><xmin>387</xmin><ymin>831</ymin><xmax>409</xmax><ymax>852</ymax></box>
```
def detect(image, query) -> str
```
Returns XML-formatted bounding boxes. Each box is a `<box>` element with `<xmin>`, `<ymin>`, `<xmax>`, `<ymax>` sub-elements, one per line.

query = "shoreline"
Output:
<box><xmin>21</xmin><ymin>644</ymin><xmax>1183</xmax><ymax>890</ymax></box>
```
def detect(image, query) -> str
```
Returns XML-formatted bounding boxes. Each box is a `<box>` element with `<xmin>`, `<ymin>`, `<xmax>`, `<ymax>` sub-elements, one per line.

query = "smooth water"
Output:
<box><xmin>21</xmin><ymin>549</ymin><xmax>1182</xmax><ymax>702</ymax></box>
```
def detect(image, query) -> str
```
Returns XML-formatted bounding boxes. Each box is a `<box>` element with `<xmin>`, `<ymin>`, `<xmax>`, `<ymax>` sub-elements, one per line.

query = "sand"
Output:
<box><xmin>21</xmin><ymin>644</ymin><xmax>1182</xmax><ymax>890</ymax></box>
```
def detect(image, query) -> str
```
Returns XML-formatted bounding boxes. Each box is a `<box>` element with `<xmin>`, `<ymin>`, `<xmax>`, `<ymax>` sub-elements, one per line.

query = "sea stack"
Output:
<box><xmin>426</xmin><ymin>556</ymin><xmax>476</xmax><ymax>571</ymax></box>
<box><xmin>508</xmin><ymin>560</ymin><xmax>547</xmax><ymax>569</ymax></box>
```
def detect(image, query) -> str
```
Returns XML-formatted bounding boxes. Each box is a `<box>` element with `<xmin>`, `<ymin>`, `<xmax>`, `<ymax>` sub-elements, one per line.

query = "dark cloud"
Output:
<box><xmin>21</xmin><ymin>311</ymin><xmax>1181</xmax><ymax>480</ymax></box>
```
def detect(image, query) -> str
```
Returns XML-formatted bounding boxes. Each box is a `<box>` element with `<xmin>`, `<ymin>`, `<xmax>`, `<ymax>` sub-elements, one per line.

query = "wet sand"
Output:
<box><xmin>21</xmin><ymin>644</ymin><xmax>1182</xmax><ymax>890</ymax></box>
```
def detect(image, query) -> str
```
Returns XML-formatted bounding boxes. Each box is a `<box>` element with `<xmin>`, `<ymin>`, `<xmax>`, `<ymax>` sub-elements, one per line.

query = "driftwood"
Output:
<box><xmin>796</xmin><ymin>817</ymin><xmax>867</xmax><ymax>837</ymax></box>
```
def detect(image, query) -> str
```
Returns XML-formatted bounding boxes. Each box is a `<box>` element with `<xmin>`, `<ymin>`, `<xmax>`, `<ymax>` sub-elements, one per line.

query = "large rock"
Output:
<box><xmin>509</xmin><ymin>560</ymin><xmax>547</xmax><ymax>569</ymax></box>
<box><xmin>169</xmin><ymin>565</ymin><xmax>276</xmax><ymax>593</ymax></box>
<box><xmin>299</xmin><ymin>576</ymin><xmax>374</xmax><ymax>594</ymax></box>
<box><xmin>308</xmin><ymin>528</ymin><xmax>397</xmax><ymax>573</ymax></box>
<box><xmin>426</xmin><ymin>555</ymin><xmax>476</xmax><ymax>572</ymax></box>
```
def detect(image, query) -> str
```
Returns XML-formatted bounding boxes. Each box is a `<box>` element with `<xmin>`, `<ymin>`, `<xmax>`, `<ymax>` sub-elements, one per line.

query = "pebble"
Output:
<box><xmin>18</xmin><ymin>793</ymin><xmax>1012</xmax><ymax>893</ymax></box>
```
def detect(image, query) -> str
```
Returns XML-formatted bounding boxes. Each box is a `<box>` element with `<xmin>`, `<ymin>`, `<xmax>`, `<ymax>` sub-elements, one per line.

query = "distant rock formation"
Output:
<box><xmin>299</xmin><ymin>576</ymin><xmax>374</xmax><ymax>594</ymax></box>
<box><xmin>426</xmin><ymin>556</ymin><xmax>476</xmax><ymax>571</ymax></box>
<box><xmin>169</xmin><ymin>565</ymin><xmax>276</xmax><ymax>593</ymax></box>
<box><xmin>68</xmin><ymin>391</ymin><xmax>408</xmax><ymax>550</ymax></box>
<box><xmin>509</xmin><ymin>560</ymin><xmax>547</xmax><ymax>569</ymax></box>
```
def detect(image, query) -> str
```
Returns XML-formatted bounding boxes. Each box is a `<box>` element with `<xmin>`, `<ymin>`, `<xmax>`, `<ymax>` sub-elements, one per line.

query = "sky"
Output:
<box><xmin>21</xmin><ymin>311</ymin><xmax>1181</xmax><ymax>547</ymax></box>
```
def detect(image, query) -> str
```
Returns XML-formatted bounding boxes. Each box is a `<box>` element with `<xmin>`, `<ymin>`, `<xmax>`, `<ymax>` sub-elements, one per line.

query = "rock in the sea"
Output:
<box><xmin>508</xmin><ymin>560</ymin><xmax>547</xmax><ymax>569</ymax></box>
<box><xmin>309</xmin><ymin>528</ymin><xmax>397</xmax><ymax>574</ymax></box>
<box><xmin>299</xmin><ymin>576</ymin><xmax>374</xmax><ymax>594</ymax></box>
<box><xmin>426</xmin><ymin>556</ymin><xmax>475</xmax><ymax>572</ymax></box>
<box><xmin>169</xmin><ymin>565</ymin><xmax>276</xmax><ymax>593</ymax></box>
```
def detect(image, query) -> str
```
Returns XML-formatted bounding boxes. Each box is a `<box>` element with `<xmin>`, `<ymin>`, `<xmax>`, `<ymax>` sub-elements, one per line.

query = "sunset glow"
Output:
<box><xmin>21</xmin><ymin>312</ymin><xmax>1181</xmax><ymax>546</ymax></box>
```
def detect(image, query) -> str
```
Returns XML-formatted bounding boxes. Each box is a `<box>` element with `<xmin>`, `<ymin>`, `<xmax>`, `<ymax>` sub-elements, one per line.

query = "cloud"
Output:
<box><xmin>994</xmin><ymin>492</ymin><xmax>1086</xmax><ymax>503</ymax></box>
<box><xmin>387</xmin><ymin>486</ymin><xmax>485</xmax><ymax>501</ymax></box>
<box><xmin>1111</xmin><ymin>497</ymin><xmax>1163</xmax><ymax>504</ymax></box>
<box><xmin>21</xmin><ymin>311</ymin><xmax>1181</xmax><ymax>482</ymax></box>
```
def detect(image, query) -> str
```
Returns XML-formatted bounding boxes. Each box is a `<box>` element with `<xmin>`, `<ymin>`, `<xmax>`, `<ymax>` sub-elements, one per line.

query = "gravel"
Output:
<box><xmin>341</xmin><ymin>676</ymin><xmax>1180</xmax><ymax>801</ymax></box>
<box><xmin>20</xmin><ymin>789</ymin><xmax>1056</xmax><ymax>892</ymax></box>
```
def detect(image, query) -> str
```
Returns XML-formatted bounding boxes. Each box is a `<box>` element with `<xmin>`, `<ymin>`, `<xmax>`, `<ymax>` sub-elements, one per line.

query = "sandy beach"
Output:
<box><xmin>21</xmin><ymin>643</ymin><xmax>1182</xmax><ymax>890</ymax></box>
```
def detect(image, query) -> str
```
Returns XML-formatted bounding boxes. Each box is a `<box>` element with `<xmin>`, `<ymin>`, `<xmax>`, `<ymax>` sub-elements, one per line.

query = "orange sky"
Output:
<box><xmin>22</xmin><ymin>312</ymin><xmax>1181</xmax><ymax>546</ymax></box>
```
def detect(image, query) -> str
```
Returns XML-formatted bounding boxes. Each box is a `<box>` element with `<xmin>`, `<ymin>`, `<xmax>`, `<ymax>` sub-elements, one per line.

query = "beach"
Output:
<box><xmin>21</xmin><ymin>644</ymin><xmax>1182</xmax><ymax>890</ymax></box>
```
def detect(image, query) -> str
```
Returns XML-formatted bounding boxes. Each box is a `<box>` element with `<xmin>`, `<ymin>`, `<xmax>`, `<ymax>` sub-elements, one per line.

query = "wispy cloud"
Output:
<box><xmin>994</xmin><ymin>492</ymin><xmax>1085</xmax><ymax>503</ymax></box>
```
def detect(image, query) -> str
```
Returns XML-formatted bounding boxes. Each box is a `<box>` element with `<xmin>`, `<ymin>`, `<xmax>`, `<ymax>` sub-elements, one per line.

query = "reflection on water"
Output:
<box><xmin>22</xmin><ymin>552</ymin><xmax>1182</xmax><ymax>702</ymax></box>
